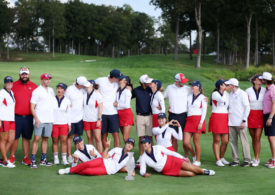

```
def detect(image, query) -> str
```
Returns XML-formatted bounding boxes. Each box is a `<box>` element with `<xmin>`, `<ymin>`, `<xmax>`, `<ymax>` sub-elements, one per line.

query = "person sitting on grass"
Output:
<box><xmin>152</xmin><ymin>113</ymin><xmax>182</xmax><ymax>151</ymax></box>
<box><xmin>58</xmin><ymin>138</ymin><xmax>135</xmax><ymax>176</ymax></box>
<box><xmin>139</xmin><ymin>137</ymin><xmax>215</xmax><ymax>177</ymax></box>
<box><xmin>71</xmin><ymin>136</ymin><xmax>101</xmax><ymax>167</ymax></box>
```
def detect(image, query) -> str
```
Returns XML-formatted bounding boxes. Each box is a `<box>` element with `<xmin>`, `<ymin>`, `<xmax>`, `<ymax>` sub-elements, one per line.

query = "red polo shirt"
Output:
<box><xmin>12</xmin><ymin>80</ymin><xmax>37</xmax><ymax>115</ymax></box>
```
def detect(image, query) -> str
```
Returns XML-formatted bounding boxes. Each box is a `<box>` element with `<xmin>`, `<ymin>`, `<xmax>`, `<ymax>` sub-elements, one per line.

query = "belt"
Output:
<box><xmin>169</xmin><ymin>112</ymin><xmax>187</xmax><ymax>115</ymax></box>
<box><xmin>15</xmin><ymin>114</ymin><xmax>32</xmax><ymax>118</ymax></box>
<box><xmin>136</xmin><ymin>113</ymin><xmax>151</xmax><ymax>116</ymax></box>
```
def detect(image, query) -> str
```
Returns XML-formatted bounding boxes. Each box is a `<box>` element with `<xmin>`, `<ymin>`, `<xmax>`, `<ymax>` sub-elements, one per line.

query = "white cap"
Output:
<box><xmin>139</xmin><ymin>74</ymin><xmax>153</xmax><ymax>84</ymax></box>
<box><xmin>19</xmin><ymin>67</ymin><xmax>30</xmax><ymax>75</ymax></box>
<box><xmin>76</xmin><ymin>76</ymin><xmax>90</xmax><ymax>87</ymax></box>
<box><xmin>261</xmin><ymin>72</ymin><xmax>272</xmax><ymax>81</ymax></box>
<box><xmin>225</xmin><ymin>78</ymin><xmax>239</xmax><ymax>87</ymax></box>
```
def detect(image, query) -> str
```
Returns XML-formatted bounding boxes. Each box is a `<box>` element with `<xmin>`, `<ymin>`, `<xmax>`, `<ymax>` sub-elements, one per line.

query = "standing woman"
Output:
<box><xmin>245</xmin><ymin>74</ymin><xmax>265</xmax><ymax>167</ymax></box>
<box><xmin>209</xmin><ymin>80</ymin><xmax>230</xmax><ymax>167</ymax></box>
<box><xmin>150</xmin><ymin>80</ymin><xmax>165</xmax><ymax>128</ymax></box>
<box><xmin>183</xmin><ymin>81</ymin><xmax>207</xmax><ymax>167</ymax></box>
<box><xmin>52</xmin><ymin>83</ymin><xmax>71</xmax><ymax>165</ymax></box>
<box><xmin>114</xmin><ymin>75</ymin><xmax>134</xmax><ymax>142</ymax></box>
<box><xmin>83</xmin><ymin>80</ymin><xmax>103</xmax><ymax>153</ymax></box>
<box><xmin>0</xmin><ymin>76</ymin><xmax>16</xmax><ymax>168</ymax></box>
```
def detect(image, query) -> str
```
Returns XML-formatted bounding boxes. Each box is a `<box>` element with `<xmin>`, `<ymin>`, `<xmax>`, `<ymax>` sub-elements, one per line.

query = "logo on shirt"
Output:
<box><xmin>29</xmin><ymin>87</ymin><xmax>32</xmax><ymax>90</ymax></box>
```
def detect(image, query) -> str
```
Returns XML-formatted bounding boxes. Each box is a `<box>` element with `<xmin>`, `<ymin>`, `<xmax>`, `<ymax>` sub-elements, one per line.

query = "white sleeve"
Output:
<box><xmin>139</xmin><ymin>155</ymin><xmax>147</xmax><ymax>176</ymax></box>
<box><xmin>152</xmin><ymin>125</ymin><xmax>167</xmax><ymax>135</ymax></box>
<box><xmin>97</xmin><ymin>92</ymin><xmax>103</xmax><ymax>103</ymax></box>
<box><xmin>108</xmin><ymin>148</ymin><xmax>117</xmax><ymax>157</ymax></box>
<box><xmin>30</xmin><ymin>89</ymin><xmax>39</xmax><ymax>104</ymax></box>
<box><xmin>66</xmin><ymin>100</ymin><xmax>71</xmax><ymax>126</ymax></box>
<box><xmin>118</xmin><ymin>90</ymin><xmax>131</xmax><ymax>109</ymax></box>
<box><xmin>200</xmin><ymin>97</ymin><xmax>207</xmax><ymax>123</ymax></box>
<box><xmin>0</xmin><ymin>91</ymin><xmax>4</xmax><ymax>105</ymax></box>
<box><xmin>242</xmin><ymin>93</ymin><xmax>250</xmax><ymax>121</ymax></box>
<box><xmin>170</xmin><ymin>126</ymin><xmax>183</xmax><ymax>141</ymax></box>
<box><xmin>212</xmin><ymin>91</ymin><xmax>226</xmax><ymax>103</ymax></box>
<box><xmin>163</xmin><ymin>87</ymin><xmax>168</xmax><ymax>99</ymax></box>
<box><xmin>160</xmin><ymin>146</ymin><xmax>184</xmax><ymax>159</ymax></box>
<box><xmin>159</xmin><ymin>92</ymin><xmax>165</xmax><ymax>113</ymax></box>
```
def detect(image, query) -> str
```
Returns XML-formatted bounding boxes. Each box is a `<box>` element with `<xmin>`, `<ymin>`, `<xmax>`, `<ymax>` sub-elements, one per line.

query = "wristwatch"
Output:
<box><xmin>97</xmin><ymin>118</ymin><xmax>102</xmax><ymax>121</ymax></box>
<box><xmin>242</xmin><ymin>120</ymin><xmax>246</xmax><ymax>123</ymax></box>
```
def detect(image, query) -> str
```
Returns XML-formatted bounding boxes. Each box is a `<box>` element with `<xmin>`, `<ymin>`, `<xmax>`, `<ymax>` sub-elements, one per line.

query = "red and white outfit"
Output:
<box><xmin>140</xmin><ymin>145</ymin><xmax>188</xmax><ymax>176</ymax></box>
<box><xmin>70</xmin><ymin>147</ymin><xmax>134</xmax><ymax>176</ymax></box>
<box><xmin>116</xmin><ymin>87</ymin><xmax>134</xmax><ymax>127</ymax></box>
<box><xmin>83</xmin><ymin>90</ymin><xmax>103</xmax><ymax>130</ymax></box>
<box><xmin>246</xmin><ymin>87</ymin><xmax>265</xmax><ymax>129</ymax></box>
<box><xmin>152</xmin><ymin>124</ymin><xmax>182</xmax><ymax>151</ymax></box>
<box><xmin>151</xmin><ymin>91</ymin><xmax>165</xmax><ymax>127</ymax></box>
<box><xmin>208</xmin><ymin>91</ymin><xmax>229</xmax><ymax>134</ymax></box>
<box><xmin>184</xmin><ymin>93</ymin><xmax>207</xmax><ymax>133</ymax></box>
<box><xmin>0</xmin><ymin>89</ymin><xmax>15</xmax><ymax>132</ymax></box>
<box><xmin>52</xmin><ymin>96</ymin><xmax>71</xmax><ymax>137</ymax></box>
<box><xmin>72</xmin><ymin>144</ymin><xmax>102</xmax><ymax>167</ymax></box>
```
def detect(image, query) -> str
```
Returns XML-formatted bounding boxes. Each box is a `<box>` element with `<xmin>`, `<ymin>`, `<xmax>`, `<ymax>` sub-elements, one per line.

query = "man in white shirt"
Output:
<box><xmin>65</xmin><ymin>76</ymin><xmax>90</xmax><ymax>163</ymax></box>
<box><xmin>95</xmin><ymin>69</ymin><xmax>121</xmax><ymax>148</ymax></box>
<box><xmin>225</xmin><ymin>78</ymin><xmax>251</xmax><ymax>167</ymax></box>
<box><xmin>164</xmin><ymin>73</ymin><xmax>190</xmax><ymax>152</ymax></box>
<box><xmin>30</xmin><ymin>73</ymin><xmax>55</xmax><ymax>168</ymax></box>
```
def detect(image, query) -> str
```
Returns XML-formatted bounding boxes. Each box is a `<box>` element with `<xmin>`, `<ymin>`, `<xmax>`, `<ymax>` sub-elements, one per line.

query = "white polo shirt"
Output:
<box><xmin>152</xmin><ymin>124</ymin><xmax>182</xmax><ymax>148</ymax></box>
<box><xmin>0</xmin><ymin>89</ymin><xmax>15</xmax><ymax>121</ymax></box>
<box><xmin>30</xmin><ymin>85</ymin><xmax>55</xmax><ymax>123</ymax></box>
<box><xmin>211</xmin><ymin>91</ymin><xmax>229</xmax><ymax>113</ymax></box>
<box><xmin>53</xmin><ymin>96</ymin><xmax>71</xmax><ymax>125</ymax></box>
<box><xmin>151</xmin><ymin>91</ymin><xmax>165</xmax><ymax>114</ymax></box>
<box><xmin>164</xmin><ymin>84</ymin><xmax>191</xmax><ymax>114</ymax></box>
<box><xmin>228</xmin><ymin>88</ymin><xmax>250</xmax><ymax>126</ymax></box>
<box><xmin>65</xmin><ymin>84</ymin><xmax>85</xmax><ymax>123</ymax></box>
<box><xmin>187</xmin><ymin>93</ymin><xmax>207</xmax><ymax>123</ymax></box>
<box><xmin>103</xmin><ymin>147</ymin><xmax>135</xmax><ymax>175</ymax></box>
<box><xmin>72</xmin><ymin>144</ymin><xmax>101</xmax><ymax>167</ymax></box>
<box><xmin>139</xmin><ymin>145</ymin><xmax>184</xmax><ymax>176</ymax></box>
<box><xmin>245</xmin><ymin>87</ymin><xmax>265</xmax><ymax>110</ymax></box>
<box><xmin>116</xmin><ymin>88</ymin><xmax>132</xmax><ymax>110</ymax></box>
<box><xmin>83</xmin><ymin>90</ymin><xmax>103</xmax><ymax>122</ymax></box>
<box><xmin>95</xmin><ymin>77</ymin><xmax>119</xmax><ymax>115</ymax></box>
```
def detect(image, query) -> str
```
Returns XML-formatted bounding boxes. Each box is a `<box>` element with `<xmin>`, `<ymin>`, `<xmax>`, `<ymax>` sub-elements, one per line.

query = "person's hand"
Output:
<box><xmin>72</xmin><ymin>154</ymin><xmax>79</xmax><ymax>163</ymax></box>
<box><xmin>105</xmin><ymin>138</ymin><xmax>111</xmax><ymax>149</ymax></box>
<box><xmin>68</xmin><ymin>125</ymin><xmax>72</xmax><ymax>133</ymax></box>
<box><xmin>35</xmin><ymin>117</ymin><xmax>40</xmax><ymax>128</ymax></box>
<box><xmin>132</xmin><ymin>170</ymin><xmax>136</xmax><ymax>176</ymax></box>
<box><xmin>113</xmin><ymin>102</ymin><xmax>118</xmax><ymax>107</ymax></box>
<box><xmin>157</xmin><ymin>105</ymin><xmax>162</xmax><ymax>110</ymax></box>
<box><xmin>89</xmin><ymin>149</ymin><xmax>96</xmax><ymax>158</ymax></box>
<box><xmin>266</xmin><ymin>118</ymin><xmax>272</xmax><ymax>127</ymax></box>
<box><xmin>143</xmin><ymin>173</ymin><xmax>151</xmax><ymax>178</ymax></box>
<box><xmin>240</xmin><ymin>122</ymin><xmax>246</xmax><ymax>129</ymax></box>
<box><xmin>197</xmin><ymin>123</ymin><xmax>203</xmax><ymax>131</ymax></box>
<box><xmin>96</xmin><ymin>120</ymin><xmax>101</xmax><ymax>128</ymax></box>
<box><xmin>204</xmin><ymin>97</ymin><xmax>208</xmax><ymax>102</ymax></box>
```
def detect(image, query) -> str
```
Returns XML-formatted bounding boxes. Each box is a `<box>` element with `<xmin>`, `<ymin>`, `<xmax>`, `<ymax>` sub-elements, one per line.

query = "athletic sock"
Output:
<box><xmin>41</xmin><ymin>153</ymin><xmax>46</xmax><ymax>161</ymax></box>
<box><xmin>54</xmin><ymin>152</ymin><xmax>58</xmax><ymax>159</ymax></box>
<box><xmin>62</xmin><ymin>153</ymin><xmax>67</xmax><ymax>161</ymax></box>
<box><xmin>203</xmin><ymin>169</ymin><xmax>210</xmax><ymax>175</ymax></box>
<box><xmin>31</xmin><ymin>154</ymin><xmax>36</xmax><ymax>162</ymax></box>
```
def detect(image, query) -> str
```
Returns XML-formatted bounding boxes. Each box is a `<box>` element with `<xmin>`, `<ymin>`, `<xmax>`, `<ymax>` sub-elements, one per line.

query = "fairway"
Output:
<box><xmin>0</xmin><ymin>53</ymin><xmax>274</xmax><ymax>195</ymax></box>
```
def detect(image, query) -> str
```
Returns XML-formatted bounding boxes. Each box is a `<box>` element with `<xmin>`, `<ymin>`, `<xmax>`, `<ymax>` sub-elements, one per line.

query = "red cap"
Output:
<box><xmin>175</xmin><ymin>73</ymin><xmax>188</xmax><ymax>84</ymax></box>
<box><xmin>40</xmin><ymin>73</ymin><xmax>52</xmax><ymax>80</ymax></box>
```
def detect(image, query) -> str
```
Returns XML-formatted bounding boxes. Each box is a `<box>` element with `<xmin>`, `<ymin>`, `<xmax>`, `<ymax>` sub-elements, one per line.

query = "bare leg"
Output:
<box><xmin>254</xmin><ymin>128</ymin><xmax>263</xmax><ymax>160</ymax></box>
<box><xmin>0</xmin><ymin>132</ymin><xmax>9</xmax><ymax>161</ymax></box>
<box><xmin>220</xmin><ymin>134</ymin><xmax>229</xmax><ymax>158</ymax></box>
<box><xmin>121</xmin><ymin>126</ymin><xmax>131</xmax><ymax>142</ymax></box>
<box><xmin>52</xmin><ymin>137</ymin><xmax>59</xmax><ymax>153</ymax></box>
<box><xmin>6</xmin><ymin>130</ymin><xmax>15</xmax><ymax>153</ymax></box>
<box><xmin>112</xmin><ymin>132</ymin><xmax>120</xmax><ymax>147</ymax></box>
<box><xmin>41</xmin><ymin>137</ymin><xmax>48</xmax><ymax>154</ymax></box>
<box><xmin>212</xmin><ymin>134</ymin><xmax>221</xmax><ymax>161</ymax></box>
<box><xmin>85</xmin><ymin>130</ymin><xmax>93</xmax><ymax>145</ymax></box>
<box><xmin>31</xmin><ymin>136</ymin><xmax>41</xmax><ymax>155</ymax></box>
<box><xmin>93</xmin><ymin>129</ymin><xmax>102</xmax><ymax>153</ymax></box>
<box><xmin>139</xmin><ymin>137</ymin><xmax>144</xmax><ymax>155</ymax></box>
<box><xmin>268</xmin><ymin>136</ymin><xmax>275</xmax><ymax>159</ymax></box>
<box><xmin>10</xmin><ymin>138</ymin><xmax>18</xmax><ymax>157</ymax></box>
<box><xmin>193</xmin><ymin>133</ymin><xmax>201</xmax><ymax>162</ymax></box>
<box><xmin>249</xmin><ymin>128</ymin><xmax>256</xmax><ymax>158</ymax></box>
<box><xmin>181</xmin><ymin>161</ymin><xmax>204</xmax><ymax>175</ymax></box>
<box><xmin>172</xmin><ymin>137</ymin><xmax>178</xmax><ymax>152</ymax></box>
<box><xmin>60</xmin><ymin>135</ymin><xmax>67</xmax><ymax>154</ymax></box>
<box><xmin>183</xmin><ymin>132</ymin><xmax>195</xmax><ymax>157</ymax></box>
<box><xmin>102</xmin><ymin>133</ymin><xmax>108</xmax><ymax>149</ymax></box>
<box><xmin>67</xmin><ymin>135</ymin><xmax>73</xmax><ymax>156</ymax></box>
<box><xmin>178</xmin><ymin>170</ymin><xmax>196</xmax><ymax>177</ymax></box>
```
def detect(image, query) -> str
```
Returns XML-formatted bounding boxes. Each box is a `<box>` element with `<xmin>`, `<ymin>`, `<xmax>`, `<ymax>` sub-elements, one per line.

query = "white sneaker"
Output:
<box><xmin>250</xmin><ymin>158</ymin><xmax>256</xmax><ymax>164</ymax></box>
<box><xmin>192</xmin><ymin>156</ymin><xmax>196</xmax><ymax>163</ymax></box>
<box><xmin>251</xmin><ymin>159</ymin><xmax>260</xmax><ymax>167</ymax></box>
<box><xmin>54</xmin><ymin>158</ymin><xmax>60</xmax><ymax>165</ymax></box>
<box><xmin>68</xmin><ymin>155</ymin><xmax>73</xmax><ymax>164</ymax></box>
<box><xmin>193</xmin><ymin>161</ymin><xmax>201</xmax><ymax>167</ymax></box>
<box><xmin>62</xmin><ymin>159</ymin><xmax>69</xmax><ymax>165</ymax></box>
<box><xmin>209</xmin><ymin>170</ymin><xmax>215</xmax><ymax>176</ymax></box>
<box><xmin>1</xmin><ymin>161</ymin><xmax>16</xmax><ymax>168</ymax></box>
<box><xmin>58</xmin><ymin>167</ymin><xmax>70</xmax><ymax>175</ymax></box>
<box><xmin>216</xmin><ymin>160</ymin><xmax>225</xmax><ymax>167</ymax></box>
<box><xmin>220</xmin><ymin>158</ymin><xmax>229</xmax><ymax>165</ymax></box>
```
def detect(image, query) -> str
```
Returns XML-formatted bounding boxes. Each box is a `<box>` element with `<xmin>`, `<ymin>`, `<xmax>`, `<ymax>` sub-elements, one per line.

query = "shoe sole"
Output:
<box><xmin>22</xmin><ymin>161</ymin><xmax>31</xmax><ymax>166</ymax></box>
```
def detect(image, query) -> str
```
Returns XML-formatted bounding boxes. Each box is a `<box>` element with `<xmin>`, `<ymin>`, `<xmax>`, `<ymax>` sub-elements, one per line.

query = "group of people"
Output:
<box><xmin>0</xmin><ymin>66</ymin><xmax>275</xmax><ymax>178</ymax></box>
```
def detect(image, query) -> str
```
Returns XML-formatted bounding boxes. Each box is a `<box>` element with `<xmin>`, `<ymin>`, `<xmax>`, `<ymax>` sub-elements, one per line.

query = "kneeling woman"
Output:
<box><xmin>183</xmin><ymin>81</ymin><xmax>207</xmax><ymax>167</ymax></box>
<box><xmin>152</xmin><ymin>113</ymin><xmax>182</xmax><ymax>151</ymax></box>
<box><xmin>139</xmin><ymin>137</ymin><xmax>215</xmax><ymax>177</ymax></box>
<box><xmin>58</xmin><ymin>138</ymin><xmax>135</xmax><ymax>176</ymax></box>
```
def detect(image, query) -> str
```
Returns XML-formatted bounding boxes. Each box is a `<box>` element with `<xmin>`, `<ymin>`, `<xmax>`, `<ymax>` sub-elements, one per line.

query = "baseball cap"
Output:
<box><xmin>215</xmin><ymin>79</ymin><xmax>225</xmax><ymax>89</ymax></box>
<box><xmin>175</xmin><ymin>73</ymin><xmax>189</xmax><ymax>84</ymax></box>
<box><xmin>76</xmin><ymin>76</ymin><xmax>90</xmax><ymax>87</ymax></box>
<box><xmin>73</xmin><ymin>136</ymin><xmax>82</xmax><ymax>144</ymax></box>
<box><xmin>19</xmin><ymin>67</ymin><xmax>30</xmax><ymax>75</ymax></box>
<box><xmin>189</xmin><ymin>80</ymin><xmax>202</xmax><ymax>88</ymax></box>
<box><xmin>140</xmin><ymin>137</ymin><xmax>152</xmax><ymax>144</ymax></box>
<box><xmin>88</xmin><ymin>80</ymin><xmax>96</xmax><ymax>86</ymax></box>
<box><xmin>225</xmin><ymin>78</ymin><xmax>239</xmax><ymax>86</ymax></box>
<box><xmin>157</xmin><ymin>113</ymin><xmax>167</xmax><ymax>119</ymax></box>
<box><xmin>40</xmin><ymin>73</ymin><xmax>52</xmax><ymax>80</ymax></box>
<box><xmin>125</xmin><ymin>138</ymin><xmax>135</xmax><ymax>146</ymax></box>
<box><xmin>152</xmin><ymin>80</ymin><xmax>162</xmax><ymax>90</ymax></box>
<box><xmin>119</xmin><ymin>75</ymin><xmax>130</xmax><ymax>84</ymax></box>
<box><xmin>110</xmin><ymin>69</ymin><xmax>121</xmax><ymax>78</ymax></box>
<box><xmin>56</xmin><ymin>82</ymin><xmax>67</xmax><ymax>90</ymax></box>
<box><xmin>4</xmin><ymin>76</ymin><xmax>13</xmax><ymax>83</ymax></box>
<box><xmin>139</xmin><ymin>74</ymin><xmax>153</xmax><ymax>84</ymax></box>
<box><xmin>261</xmin><ymin>72</ymin><xmax>272</xmax><ymax>81</ymax></box>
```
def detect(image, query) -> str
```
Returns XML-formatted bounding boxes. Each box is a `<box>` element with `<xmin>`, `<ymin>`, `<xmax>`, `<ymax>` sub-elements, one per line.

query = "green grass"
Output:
<box><xmin>0</xmin><ymin>53</ymin><xmax>273</xmax><ymax>195</ymax></box>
